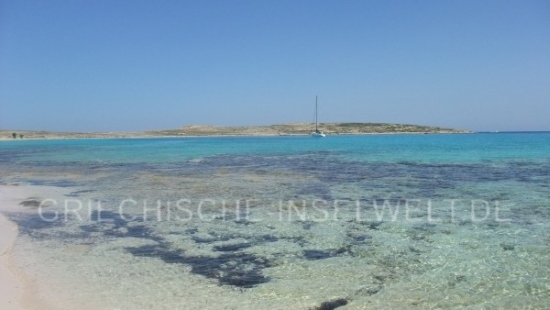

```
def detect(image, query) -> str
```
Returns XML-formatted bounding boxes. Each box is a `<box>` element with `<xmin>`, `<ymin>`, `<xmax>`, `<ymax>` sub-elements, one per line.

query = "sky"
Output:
<box><xmin>1</xmin><ymin>0</ymin><xmax>549</xmax><ymax>132</ymax></box>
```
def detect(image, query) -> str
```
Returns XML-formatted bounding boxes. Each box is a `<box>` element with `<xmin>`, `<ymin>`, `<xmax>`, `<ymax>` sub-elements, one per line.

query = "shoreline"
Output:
<box><xmin>0</xmin><ymin>204</ymin><xmax>23</xmax><ymax>309</ymax></box>
<box><xmin>0</xmin><ymin>185</ymin><xmax>62</xmax><ymax>310</ymax></box>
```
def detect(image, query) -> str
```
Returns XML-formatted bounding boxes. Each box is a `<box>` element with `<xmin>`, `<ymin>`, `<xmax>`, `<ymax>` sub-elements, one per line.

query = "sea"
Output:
<box><xmin>0</xmin><ymin>132</ymin><xmax>549</xmax><ymax>309</ymax></box>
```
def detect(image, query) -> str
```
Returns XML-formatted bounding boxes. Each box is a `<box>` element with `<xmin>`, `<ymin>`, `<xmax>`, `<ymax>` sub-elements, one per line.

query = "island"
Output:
<box><xmin>0</xmin><ymin>123</ymin><xmax>470</xmax><ymax>140</ymax></box>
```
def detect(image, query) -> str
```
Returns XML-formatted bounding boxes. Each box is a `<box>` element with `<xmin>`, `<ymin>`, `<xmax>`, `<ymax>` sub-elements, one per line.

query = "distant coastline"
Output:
<box><xmin>0</xmin><ymin>123</ymin><xmax>471</xmax><ymax>140</ymax></box>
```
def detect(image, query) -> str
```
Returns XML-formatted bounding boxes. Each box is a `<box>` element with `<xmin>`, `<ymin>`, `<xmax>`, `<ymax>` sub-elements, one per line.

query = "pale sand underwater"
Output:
<box><xmin>2</xmin><ymin>183</ymin><xmax>549</xmax><ymax>310</ymax></box>
<box><xmin>3</xmin><ymin>185</ymin><xmax>366</xmax><ymax>310</ymax></box>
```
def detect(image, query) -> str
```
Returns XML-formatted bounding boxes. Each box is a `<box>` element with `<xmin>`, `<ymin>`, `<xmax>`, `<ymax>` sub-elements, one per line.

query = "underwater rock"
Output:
<box><xmin>66</xmin><ymin>189</ymin><xmax>95</xmax><ymax>197</ymax></box>
<box><xmin>355</xmin><ymin>285</ymin><xmax>382</xmax><ymax>296</ymax></box>
<box><xmin>303</xmin><ymin>247</ymin><xmax>347</xmax><ymax>260</ymax></box>
<box><xmin>311</xmin><ymin>298</ymin><xmax>348</xmax><ymax>310</ymax></box>
<box><xmin>19</xmin><ymin>198</ymin><xmax>42</xmax><ymax>207</ymax></box>
<box><xmin>500</xmin><ymin>243</ymin><xmax>515</xmax><ymax>251</ymax></box>
<box><xmin>213</xmin><ymin>243</ymin><xmax>252</xmax><ymax>252</ymax></box>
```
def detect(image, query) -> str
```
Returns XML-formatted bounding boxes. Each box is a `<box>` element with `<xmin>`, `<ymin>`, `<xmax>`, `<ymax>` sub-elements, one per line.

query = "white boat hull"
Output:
<box><xmin>311</xmin><ymin>132</ymin><xmax>326</xmax><ymax>137</ymax></box>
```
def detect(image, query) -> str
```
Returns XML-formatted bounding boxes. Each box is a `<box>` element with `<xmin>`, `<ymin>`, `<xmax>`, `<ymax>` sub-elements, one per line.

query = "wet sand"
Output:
<box><xmin>0</xmin><ymin>186</ymin><xmax>57</xmax><ymax>310</ymax></box>
<box><xmin>0</xmin><ymin>208</ymin><xmax>24</xmax><ymax>309</ymax></box>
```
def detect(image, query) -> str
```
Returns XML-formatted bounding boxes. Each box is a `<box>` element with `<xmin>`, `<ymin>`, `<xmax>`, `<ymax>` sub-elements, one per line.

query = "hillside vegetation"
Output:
<box><xmin>156</xmin><ymin>123</ymin><xmax>468</xmax><ymax>136</ymax></box>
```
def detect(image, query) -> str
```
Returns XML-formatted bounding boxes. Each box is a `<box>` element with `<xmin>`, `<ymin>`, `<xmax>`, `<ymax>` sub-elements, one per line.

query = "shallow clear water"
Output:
<box><xmin>1</xmin><ymin>133</ymin><xmax>549</xmax><ymax>309</ymax></box>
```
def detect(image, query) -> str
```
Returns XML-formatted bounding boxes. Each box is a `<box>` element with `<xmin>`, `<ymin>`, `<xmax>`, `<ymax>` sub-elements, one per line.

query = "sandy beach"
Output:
<box><xmin>0</xmin><ymin>202</ymin><xmax>24</xmax><ymax>309</ymax></box>
<box><xmin>0</xmin><ymin>186</ymin><xmax>58</xmax><ymax>310</ymax></box>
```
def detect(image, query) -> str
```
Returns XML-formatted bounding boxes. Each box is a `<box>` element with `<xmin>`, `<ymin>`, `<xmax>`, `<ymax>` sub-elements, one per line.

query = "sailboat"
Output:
<box><xmin>311</xmin><ymin>96</ymin><xmax>326</xmax><ymax>137</ymax></box>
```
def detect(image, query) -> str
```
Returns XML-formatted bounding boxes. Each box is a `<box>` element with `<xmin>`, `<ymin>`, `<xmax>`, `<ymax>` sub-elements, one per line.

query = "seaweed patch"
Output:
<box><xmin>303</xmin><ymin>248</ymin><xmax>347</xmax><ymax>260</ymax></box>
<box><xmin>125</xmin><ymin>244</ymin><xmax>271</xmax><ymax>288</ymax></box>
<box><xmin>19</xmin><ymin>199</ymin><xmax>42</xmax><ymax>207</ymax></box>
<box><xmin>311</xmin><ymin>298</ymin><xmax>348</xmax><ymax>310</ymax></box>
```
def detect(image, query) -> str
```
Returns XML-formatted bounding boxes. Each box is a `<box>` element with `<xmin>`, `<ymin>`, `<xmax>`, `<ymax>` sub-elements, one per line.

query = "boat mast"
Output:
<box><xmin>315</xmin><ymin>95</ymin><xmax>318</xmax><ymax>132</ymax></box>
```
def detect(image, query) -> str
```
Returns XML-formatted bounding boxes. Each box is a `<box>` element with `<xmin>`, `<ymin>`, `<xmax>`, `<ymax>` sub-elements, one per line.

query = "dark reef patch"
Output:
<box><xmin>66</xmin><ymin>189</ymin><xmax>95</xmax><ymax>197</ymax></box>
<box><xmin>311</xmin><ymin>298</ymin><xmax>349</xmax><ymax>310</ymax></box>
<box><xmin>3</xmin><ymin>211</ymin><xmax>92</xmax><ymax>240</ymax></box>
<box><xmin>302</xmin><ymin>221</ymin><xmax>315</xmax><ymax>230</ymax></box>
<box><xmin>192</xmin><ymin>234</ymin><xmax>236</xmax><ymax>244</ymax></box>
<box><xmin>213</xmin><ymin>243</ymin><xmax>252</xmax><ymax>252</ymax></box>
<box><xmin>19</xmin><ymin>199</ymin><xmax>42</xmax><ymax>207</ymax></box>
<box><xmin>78</xmin><ymin>210</ymin><xmax>164</xmax><ymax>242</ymax></box>
<box><xmin>27</xmin><ymin>179</ymin><xmax>78</xmax><ymax>187</ymax></box>
<box><xmin>6</xmin><ymin>211</ymin><xmax>64</xmax><ymax>232</ymax></box>
<box><xmin>304</xmin><ymin>248</ymin><xmax>347</xmax><ymax>260</ymax></box>
<box><xmin>304</xmin><ymin>250</ymin><xmax>333</xmax><ymax>260</ymax></box>
<box><xmin>125</xmin><ymin>244</ymin><xmax>271</xmax><ymax>288</ymax></box>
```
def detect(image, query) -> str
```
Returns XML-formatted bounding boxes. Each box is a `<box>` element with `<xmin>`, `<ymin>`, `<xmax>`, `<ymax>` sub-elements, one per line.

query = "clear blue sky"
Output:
<box><xmin>1</xmin><ymin>0</ymin><xmax>549</xmax><ymax>132</ymax></box>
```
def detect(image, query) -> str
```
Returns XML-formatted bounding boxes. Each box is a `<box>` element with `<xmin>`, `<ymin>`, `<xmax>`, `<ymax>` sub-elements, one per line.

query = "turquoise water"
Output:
<box><xmin>2</xmin><ymin>133</ymin><xmax>550</xmax><ymax>164</ymax></box>
<box><xmin>1</xmin><ymin>133</ymin><xmax>550</xmax><ymax>309</ymax></box>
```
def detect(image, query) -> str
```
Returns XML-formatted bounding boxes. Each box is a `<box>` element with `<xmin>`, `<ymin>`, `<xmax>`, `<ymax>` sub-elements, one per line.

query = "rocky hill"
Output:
<box><xmin>170</xmin><ymin>123</ymin><xmax>468</xmax><ymax>136</ymax></box>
